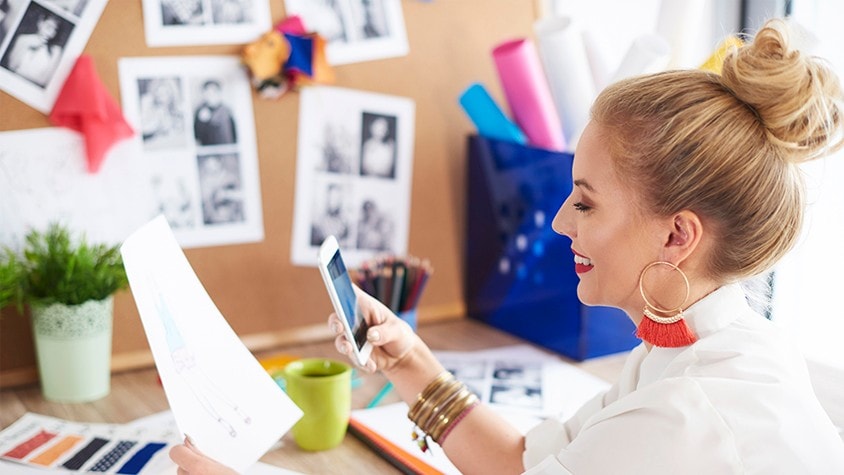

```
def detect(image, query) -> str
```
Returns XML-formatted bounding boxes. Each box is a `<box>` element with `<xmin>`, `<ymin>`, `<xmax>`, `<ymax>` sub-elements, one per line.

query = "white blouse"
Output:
<box><xmin>523</xmin><ymin>284</ymin><xmax>844</xmax><ymax>474</ymax></box>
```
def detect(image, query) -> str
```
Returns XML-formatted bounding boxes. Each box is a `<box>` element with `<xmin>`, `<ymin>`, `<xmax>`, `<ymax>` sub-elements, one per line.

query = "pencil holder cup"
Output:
<box><xmin>465</xmin><ymin>135</ymin><xmax>639</xmax><ymax>360</ymax></box>
<box><xmin>397</xmin><ymin>308</ymin><xmax>417</xmax><ymax>331</ymax></box>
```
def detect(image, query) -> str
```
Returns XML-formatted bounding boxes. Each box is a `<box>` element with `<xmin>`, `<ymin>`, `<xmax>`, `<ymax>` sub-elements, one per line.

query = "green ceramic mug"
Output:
<box><xmin>284</xmin><ymin>358</ymin><xmax>352</xmax><ymax>451</ymax></box>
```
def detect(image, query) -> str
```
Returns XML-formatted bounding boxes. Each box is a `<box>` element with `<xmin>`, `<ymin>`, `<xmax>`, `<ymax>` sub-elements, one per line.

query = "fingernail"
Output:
<box><xmin>330</xmin><ymin>322</ymin><xmax>340</xmax><ymax>334</ymax></box>
<box><xmin>368</xmin><ymin>329</ymin><xmax>380</xmax><ymax>342</ymax></box>
<box><xmin>184</xmin><ymin>434</ymin><xmax>195</xmax><ymax>448</ymax></box>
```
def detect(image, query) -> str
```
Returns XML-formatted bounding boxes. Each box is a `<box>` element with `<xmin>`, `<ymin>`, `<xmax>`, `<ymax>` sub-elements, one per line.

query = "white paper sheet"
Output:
<box><xmin>118</xmin><ymin>56</ymin><xmax>264</xmax><ymax>249</ymax></box>
<box><xmin>283</xmin><ymin>0</ymin><xmax>408</xmax><ymax>65</ymax></box>
<box><xmin>534</xmin><ymin>16</ymin><xmax>596</xmax><ymax>151</ymax></box>
<box><xmin>0</xmin><ymin>127</ymin><xmax>154</xmax><ymax>249</ymax></box>
<box><xmin>142</xmin><ymin>0</ymin><xmax>272</xmax><ymax>47</ymax></box>
<box><xmin>0</xmin><ymin>0</ymin><xmax>107</xmax><ymax>113</ymax></box>
<box><xmin>290</xmin><ymin>86</ymin><xmax>415</xmax><ymax>267</ymax></box>
<box><xmin>120</xmin><ymin>216</ymin><xmax>302</xmax><ymax>473</ymax></box>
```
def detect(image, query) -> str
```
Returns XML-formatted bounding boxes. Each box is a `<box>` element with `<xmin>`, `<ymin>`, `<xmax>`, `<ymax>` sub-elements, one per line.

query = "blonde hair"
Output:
<box><xmin>592</xmin><ymin>19</ymin><xmax>844</xmax><ymax>281</ymax></box>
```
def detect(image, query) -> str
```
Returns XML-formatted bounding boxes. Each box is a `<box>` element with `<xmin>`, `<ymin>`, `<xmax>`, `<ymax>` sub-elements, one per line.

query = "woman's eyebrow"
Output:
<box><xmin>573</xmin><ymin>179</ymin><xmax>596</xmax><ymax>193</ymax></box>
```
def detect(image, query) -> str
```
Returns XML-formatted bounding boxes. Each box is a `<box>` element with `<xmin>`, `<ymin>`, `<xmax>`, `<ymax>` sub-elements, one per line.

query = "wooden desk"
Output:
<box><xmin>0</xmin><ymin>319</ymin><xmax>627</xmax><ymax>474</ymax></box>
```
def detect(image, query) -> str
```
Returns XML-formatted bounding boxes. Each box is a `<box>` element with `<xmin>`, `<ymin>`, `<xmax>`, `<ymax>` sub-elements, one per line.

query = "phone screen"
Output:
<box><xmin>327</xmin><ymin>249</ymin><xmax>369</xmax><ymax>350</ymax></box>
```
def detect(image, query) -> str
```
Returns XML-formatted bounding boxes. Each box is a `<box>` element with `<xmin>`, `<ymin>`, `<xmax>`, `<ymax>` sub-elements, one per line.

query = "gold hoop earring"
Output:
<box><xmin>636</xmin><ymin>261</ymin><xmax>697</xmax><ymax>347</ymax></box>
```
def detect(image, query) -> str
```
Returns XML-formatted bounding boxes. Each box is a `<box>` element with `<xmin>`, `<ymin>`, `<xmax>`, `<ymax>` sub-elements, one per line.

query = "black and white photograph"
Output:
<box><xmin>160</xmin><ymin>0</ymin><xmax>205</xmax><ymax>26</ymax></box>
<box><xmin>0</xmin><ymin>0</ymin><xmax>106</xmax><ymax>112</ymax></box>
<box><xmin>283</xmin><ymin>0</ymin><xmax>408</xmax><ymax>65</ymax></box>
<box><xmin>310</xmin><ymin>181</ymin><xmax>352</xmax><ymax>247</ymax></box>
<box><xmin>291</xmin><ymin>86</ymin><xmax>415</xmax><ymax>267</ymax></box>
<box><xmin>210</xmin><ymin>0</ymin><xmax>253</xmax><ymax>24</ymax></box>
<box><xmin>356</xmin><ymin>198</ymin><xmax>394</xmax><ymax>251</ymax></box>
<box><xmin>192</xmin><ymin>77</ymin><xmax>238</xmax><ymax>146</ymax></box>
<box><xmin>318</xmin><ymin>122</ymin><xmax>356</xmax><ymax>174</ymax></box>
<box><xmin>151</xmin><ymin>173</ymin><xmax>197</xmax><ymax>229</ymax></box>
<box><xmin>197</xmin><ymin>153</ymin><xmax>245</xmax><ymax>225</ymax></box>
<box><xmin>43</xmin><ymin>0</ymin><xmax>89</xmax><ymax>17</ymax></box>
<box><xmin>143</xmin><ymin>0</ymin><xmax>270</xmax><ymax>46</ymax></box>
<box><xmin>493</xmin><ymin>362</ymin><xmax>542</xmax><ymax>385</ymax></box>
<box><xmin>137</xmin><ymin>76</ymin><xmax>187</xmax><ymax>151</ymax></box>
<box><xmin>490</xmin><ymin>384</ymin><xmax>543</xmax><ymax>410</ymax></box>
<box><xmin>359</xmin><ymin>111</ymin><xmax>397</xmax><ymax>179</ymax></box>
<box><xmin>0</xmin><ymin>2</ymin><xmax>74</xmax><ymax>88</ymax></box>
<box><xmin>349</xmin><ymin>0</ymin><xmax>389</xmax><ymax>39</ymax></box>
<box><xmin>120</xmin><ymin>56</ymin><xmax>263</xmax><ymax>248</ymax></box>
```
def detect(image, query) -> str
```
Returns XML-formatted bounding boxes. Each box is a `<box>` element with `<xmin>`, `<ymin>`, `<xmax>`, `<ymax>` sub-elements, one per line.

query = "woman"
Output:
<box><xmin>171</xmin><ymin>19</ymin><xmax>844</xmax><ymax>474</ymax></box>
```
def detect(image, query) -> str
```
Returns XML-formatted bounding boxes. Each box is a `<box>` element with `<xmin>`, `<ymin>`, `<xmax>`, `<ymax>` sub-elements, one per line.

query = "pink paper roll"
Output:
<box><xmin>493</xmin><ymin>38</ymin><xmax>566</xmax><ymax>152</ymax></box>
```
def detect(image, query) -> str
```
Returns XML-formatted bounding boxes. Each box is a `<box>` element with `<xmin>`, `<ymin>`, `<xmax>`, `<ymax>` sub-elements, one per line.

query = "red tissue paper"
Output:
<box><xmin>49</xmin><ymin>54</ymin><xmax>134</xmax><ymax>174</ymax></box>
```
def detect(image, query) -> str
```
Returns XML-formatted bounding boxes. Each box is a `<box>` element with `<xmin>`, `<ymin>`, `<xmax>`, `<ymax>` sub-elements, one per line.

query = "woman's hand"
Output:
<box><xmin>170</xmin><ymin>436</ymin><xmax>238</xmax><ymax>475</ymax></box>
<box><xmin>328</xmin><ymin>287</ymin><xmax>418</xmax><ymax>374</ymax></box>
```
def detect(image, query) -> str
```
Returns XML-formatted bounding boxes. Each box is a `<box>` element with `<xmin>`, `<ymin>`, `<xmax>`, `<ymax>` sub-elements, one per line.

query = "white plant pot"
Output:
<box><xmin>31</xmin><ymin>297</ymin><xmax>113</xmax><ymax>403</ymax></box>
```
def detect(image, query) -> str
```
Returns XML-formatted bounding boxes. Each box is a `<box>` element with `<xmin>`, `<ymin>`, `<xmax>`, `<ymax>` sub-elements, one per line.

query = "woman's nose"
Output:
<box><xmin>552</xmin><ymin>196</ymin><xmax>575</xmax><ymax>238</ymax></box>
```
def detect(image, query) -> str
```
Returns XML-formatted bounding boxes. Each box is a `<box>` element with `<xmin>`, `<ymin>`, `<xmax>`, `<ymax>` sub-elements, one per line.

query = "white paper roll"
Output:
<box><xmin>656</xmin><ymin>0</ymin><xmax>707</xmax><ymax>69</ymax></box>
<box><xmin>581</xmin><ymin>28</ymin><xmax>611</xmax><ymax>92</ymax></box>
<box><xmin>534</xmin><ymin>17</ymin><xmax>596</xmax><ymax>151</ymax></box>
<box><xmin>610</xmin><ymin>34</ymin><xmax>671</xmax><ymax>84</ymax></box>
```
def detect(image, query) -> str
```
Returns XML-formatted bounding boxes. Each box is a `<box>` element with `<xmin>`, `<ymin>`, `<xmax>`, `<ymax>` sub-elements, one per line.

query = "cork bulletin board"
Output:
<box><xmin>0</xmin><ymin>0</ymin><xmax>539</xmax><ymax>386</ymax></box>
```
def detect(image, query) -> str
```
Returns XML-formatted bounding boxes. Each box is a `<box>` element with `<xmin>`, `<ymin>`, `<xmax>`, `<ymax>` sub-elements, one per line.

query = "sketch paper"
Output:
<box><xmin>142</xmin><ymin>0</ymin><xmax>272</xmax><ymax>47</ymax></box>
<box><xmin>119</xmin><ymin>56</ymin><xmax>264</xmax><ymax>248</ymax></box>
<box><xmin>0</xmin><ymin>0</ymin><xmax>108</xmax><ymax>113</ymax></box>
<box><xmin>290</xmin><ymin>86</ymin><xmax>415</xmax><ymax>267</ymax></box>
<box><xmin>121</xmin><ymin>216</ymin><xmax>302</xmax><ymax>473</ymax></box>
<box><xmin>0</xmin><ymin>127</ymin><xmax>153</xmax><ymax>249</ymax></box>
<box><xmin>283</xmin><ymin>0</ymin><xmax>408</xmax><ymax>65</ymax></box>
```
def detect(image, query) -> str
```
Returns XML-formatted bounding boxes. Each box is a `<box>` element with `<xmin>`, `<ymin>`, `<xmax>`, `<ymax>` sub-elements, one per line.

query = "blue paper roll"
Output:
<box><xmin>459</xmin><ymin>83</ymin><xmax>527</xmax><ymax>145</ymax></box>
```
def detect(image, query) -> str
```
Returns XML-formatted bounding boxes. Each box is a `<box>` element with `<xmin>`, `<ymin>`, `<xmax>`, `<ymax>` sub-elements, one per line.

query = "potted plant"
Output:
<box><xmin>6</xmin><ymin>223</ymin><xmax>128</xmax><ymax>402</ymax></box>
<box><xmin>0</xmin><ymin>251</ymin><xmax>21</xmax><ymax>310</ymax></box>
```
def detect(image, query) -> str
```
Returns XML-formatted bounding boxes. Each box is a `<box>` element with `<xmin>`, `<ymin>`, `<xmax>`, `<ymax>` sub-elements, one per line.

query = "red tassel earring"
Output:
<box><xmin>637</xmin><ymin>261</ymin><xmax>697</xmax><ymax>347</ymax></box>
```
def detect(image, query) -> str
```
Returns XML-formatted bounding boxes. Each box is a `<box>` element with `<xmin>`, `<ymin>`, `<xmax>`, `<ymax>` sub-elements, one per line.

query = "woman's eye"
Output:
<box><xmin>573</xmin><ymin>202</ymin><xmax>591</xmax><ymax>212</ymax></box>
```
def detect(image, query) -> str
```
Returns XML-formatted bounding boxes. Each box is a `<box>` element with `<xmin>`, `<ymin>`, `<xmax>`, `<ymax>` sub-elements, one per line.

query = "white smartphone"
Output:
<box><xmin>318</xmin><ymin>235</ymin><xmax>373</xmax><ymax>366</ymax></box>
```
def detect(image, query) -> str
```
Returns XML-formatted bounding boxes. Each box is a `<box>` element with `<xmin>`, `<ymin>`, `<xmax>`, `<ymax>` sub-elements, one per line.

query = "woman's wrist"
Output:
<box><xmin>382</xmin><ymin>337</ymin><xmax>446</xmax><ymax>404</ymax></box>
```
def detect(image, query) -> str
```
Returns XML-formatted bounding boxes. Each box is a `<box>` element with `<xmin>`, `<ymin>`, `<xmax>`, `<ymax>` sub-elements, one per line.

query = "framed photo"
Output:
<box><xmin>283</xmin><ymin>0</ymin><xmax>408</xmax><ymax>65</ymax></box>
<box><xmin>119</xmin><ymin>56</ymin><xmax>264</xmax><ymax>248</ymax></box>
<box><xmin>290</xmin><ymin>86</ymin><xmax>415</xmax><ymax>267</ymax></box>
<box><xmin>142</xmin><ymin>0</ymin><xmax>271</xmax><ymax>47</ymax></box>
<box><xmin>0</xmin><ymin>0</ymin><xmax>107</xmax><ymax>113</ymax></box>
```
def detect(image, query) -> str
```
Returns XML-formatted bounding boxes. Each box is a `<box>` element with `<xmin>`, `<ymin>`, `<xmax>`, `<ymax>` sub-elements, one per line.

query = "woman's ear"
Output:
<box><xmin>663</xmin><ymin>210</ymin><xmax>704</xmax><ymax>264</ymax></box>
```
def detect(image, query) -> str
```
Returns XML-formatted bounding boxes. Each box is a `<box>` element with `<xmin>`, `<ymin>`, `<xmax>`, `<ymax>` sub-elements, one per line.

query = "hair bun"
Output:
<box><xmin>720</xmin><ymin>19</ymin><xmax>844</xmax><ymax>163</ymax></box>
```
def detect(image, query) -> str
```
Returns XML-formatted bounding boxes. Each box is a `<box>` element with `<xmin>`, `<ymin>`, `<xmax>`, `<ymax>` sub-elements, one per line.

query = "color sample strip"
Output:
<box><xmin>2</xmin><ymin>430</ymin><xmax>58</xmax><ymax>459</ymax></box>
<box><xmin>89</xmin><ymin>440</ymin><xmax>137</xmax><ymax>472</ymax></box>
<box><xmin>61</xmin><ymin>437</ymin><xmax>109</xmax><ymax>470</ymax></box>
<box><xmin>116</xmin><ymin>442</ymin><xmax>167</xmax><ymax>474</ymax></box>
<box><xmin>30</xmin><ymin>434</ymin><xmax>84</xmax><ymax>466</ymax></box>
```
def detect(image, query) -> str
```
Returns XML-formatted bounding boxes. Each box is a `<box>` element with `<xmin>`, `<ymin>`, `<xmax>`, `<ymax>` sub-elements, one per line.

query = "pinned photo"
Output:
<box><xmin>143</xmin><ymin>0</ymin><xmax>270</xmax><ymax>46</ymax></box>
<box><xmin>284</xmin><ymin>0</ymin><xmax>408</xmax><ymax>65</ymax></box>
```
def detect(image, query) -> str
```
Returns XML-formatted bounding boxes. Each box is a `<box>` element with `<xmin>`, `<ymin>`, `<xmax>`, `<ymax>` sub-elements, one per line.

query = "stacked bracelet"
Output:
<box><xmin>407</xmin><ymin>371</ymin><xmax>479</xmax><ymax>452</ymax></box>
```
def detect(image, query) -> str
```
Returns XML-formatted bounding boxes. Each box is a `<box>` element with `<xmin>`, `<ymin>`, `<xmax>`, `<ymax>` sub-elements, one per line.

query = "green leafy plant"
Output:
<box><xmin>0</xmin><ymin>251</ymin><xmax>21</xmax><ymax>309</ymax></box>
<box><xmin>10</xmin><ymin>223</ymin><xmax>128</xmax><ymax>307</ymax></box>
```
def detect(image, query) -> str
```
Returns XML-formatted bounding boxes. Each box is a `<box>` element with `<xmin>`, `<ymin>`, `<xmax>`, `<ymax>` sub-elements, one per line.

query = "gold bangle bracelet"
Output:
<box><xmin>420</xmin><ymin>383</ymin><xmax>465</xmax><ymax>433</ymax></box>
<box><xmin>408</xmin><ymin>371</ymin><xmax>453</xmax><ymax>422</ymax></box>
<box><xmin>414</xmin><ymin>379</ymin><xmax>462</xmax><ymax>431</ymax></box>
